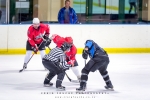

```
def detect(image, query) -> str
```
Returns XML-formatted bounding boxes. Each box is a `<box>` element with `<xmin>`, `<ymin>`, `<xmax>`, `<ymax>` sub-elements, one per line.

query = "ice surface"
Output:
<box><xmin>0</xmin><ymin>54</ymin><xmax>150</xmax><ymax>100</ymax></box>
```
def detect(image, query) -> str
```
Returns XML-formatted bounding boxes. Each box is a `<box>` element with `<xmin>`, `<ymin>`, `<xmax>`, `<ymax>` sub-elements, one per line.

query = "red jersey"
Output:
<box><xmin>65</xmin><ymin>44</ymin><xmax>77</xmax><ymax>65</ymax></box>
<box><xmin>52</xmin><ymin>35</ymin><xmax>65</xmax><ymax>47</ymax></box>
<box><xmin>52</xmin><ymin>34</ymin><xmax>77</xmax><ymax>65</ymax></box>
<box><xmin>27</xmin><ymin>23</ymin><xmax>50</xmax><ymax>47</ymax></box>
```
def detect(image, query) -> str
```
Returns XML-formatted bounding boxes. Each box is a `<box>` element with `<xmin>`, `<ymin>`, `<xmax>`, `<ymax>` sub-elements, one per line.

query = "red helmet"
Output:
<box><xmin>54</xmin><ymin>37</ymin><xmax>65</xmax><ymax>48</ymax></box>
<box><xmin>65</xmin><ymin>37</ymin><xmax>73</xmax><ymax>44</ymax></box>
<box><xmin>51</xmin><ymin>34</ymin><xmax>58</xmax><ymax>40</ymax></box>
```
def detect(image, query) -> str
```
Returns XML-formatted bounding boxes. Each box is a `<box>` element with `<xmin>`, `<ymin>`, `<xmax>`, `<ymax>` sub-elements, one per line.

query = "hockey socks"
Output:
<box><xmin>70</xmin><ymin>67</ymin><xmax>81</xmax><ymax>79</ymax></box>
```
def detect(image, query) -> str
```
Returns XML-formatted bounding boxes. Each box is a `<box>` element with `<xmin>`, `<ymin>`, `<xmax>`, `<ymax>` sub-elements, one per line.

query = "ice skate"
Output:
<box><xmin>44</xmin><ymin>82</ymin><xmax>53</xmax><ymax>87</ymax></box>
<box><xmin>56</xmin><ymin>86</ymin><xmax>65</xmax><ymax>91</ymax></box>
<box><xmin>105</xmin><ymin>81</ymin><xmax>114</xmax><ymax>91</ymax></box>
<box><xmin>105</xmin><ymin>85</ymin><xmax>114</xmax><ymax>91</ymax></box>
<box><xmin>76</xmin><ymin>86</ymin><xmax>86</xmax><ymax>91</ymax></box>
<box><xmin>23</xmin><ymin>63</ymin><xmax>27</xmax><ymax>69</ymax></box>
<box><xmin>76</xmin><ymin>83</ymin><xmax>86</xmax><ymax>91</ymax></box>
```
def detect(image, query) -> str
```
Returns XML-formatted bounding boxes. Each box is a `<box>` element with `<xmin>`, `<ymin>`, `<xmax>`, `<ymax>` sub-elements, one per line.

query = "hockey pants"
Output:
<box><xmin>80</xmin><ymin>58</ymin><xmax>111</xmax><ymax>87</ymax></box>
<box><xmin>42</xmin><ymin>59</ymin><xmax>65</xmax><ymax>87</ymax></box>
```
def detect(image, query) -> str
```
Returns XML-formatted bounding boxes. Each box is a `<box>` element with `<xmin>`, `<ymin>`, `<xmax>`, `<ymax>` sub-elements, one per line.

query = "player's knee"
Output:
<box><xmin>81</xmin><ymin>68</ymin><xmax>89</xmax><ymax>75</ymax></box>
<box><xmin>39</xmin><ymin>50</ymin><xmax>45</xmax><ymax>58</ymax></box>
<box><xmin>26</xmin><ymin>51</ymin><xmax>32</xmax><ymax>55</ymax></box>
<box><xmin>57</xmin><ymin>72</ymin><xmax>65</xmax><ymax>80</ymax></box>
<box><xmin>50</xmin><ymin>71</ymin><xmax>56</xmax><ymax>76</ymax></box>
<box><xmin>100</xmin><ymin>70</ymin><xmax>108</xmax><ymax>76</ymax></box>
<box><xmin>42</xmin><ymin>61</ymin><xmax>48</xmax><ymax>68</ymax></box>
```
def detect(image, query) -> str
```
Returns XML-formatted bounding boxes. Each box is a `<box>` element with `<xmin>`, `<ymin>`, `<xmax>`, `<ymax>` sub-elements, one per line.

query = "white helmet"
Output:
<box><xmin>32</xmin><ymin>18</ymin><xmax>40</xmax><ymax>24</ymax></box>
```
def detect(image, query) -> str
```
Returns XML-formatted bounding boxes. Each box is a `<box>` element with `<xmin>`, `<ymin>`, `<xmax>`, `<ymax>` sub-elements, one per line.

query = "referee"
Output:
<box><xmin>42</xmin><ymin>42</ymin><xmax>72</xmax><ymax>91</ymax></box>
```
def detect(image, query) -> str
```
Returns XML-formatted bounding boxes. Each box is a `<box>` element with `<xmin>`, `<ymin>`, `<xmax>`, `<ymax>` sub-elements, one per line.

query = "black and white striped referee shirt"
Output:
<box><xmin>43</xmin><ymin>47</ymin><xmax>71</xmax><ymax>69</ymax></box>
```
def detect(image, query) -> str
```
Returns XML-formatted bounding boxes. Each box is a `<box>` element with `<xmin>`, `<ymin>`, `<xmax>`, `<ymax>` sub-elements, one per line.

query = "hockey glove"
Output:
<box><xmin>68</xmin><ymin>60</ymin><xmax>75</xmax><ymax>67</ymax></box>
<box><xmin>32</xmin><ymin>45</ymin><xmax>38</xmax><ymax>54</ymax></box>
<box><xmin>43</xmin><ymin>34</ymin><xmax>51</xmax><ymax>47</ymax></box>
<box><xmin>43</xmin><ymin>34</ymin><xmax>49</xmax><ymax>40</ymax></box>
<box><xmin>82</xmin><ymin>49</ymin><xmax>89</xmax><ymax>59</ymax></box>
<box><xmin>45</xmin><ymin>38</ymin><xmax>51</xmax><ymax>47</ymax></box>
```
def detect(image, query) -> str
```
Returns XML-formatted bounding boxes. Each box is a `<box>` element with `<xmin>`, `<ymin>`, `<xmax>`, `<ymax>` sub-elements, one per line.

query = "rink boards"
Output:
<box><xmin>0</xmin><ymin>24</ymin><xmax>150</xmax><ymax>54</ymax></box>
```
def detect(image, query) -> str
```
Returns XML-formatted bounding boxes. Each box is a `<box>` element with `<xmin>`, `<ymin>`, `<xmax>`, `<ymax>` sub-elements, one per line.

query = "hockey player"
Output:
<box><xmin>22</xmin><ymin>18</ymin><xmax>51</xmax><ymax>70</ymax></box>
<box><xmin>65</xmin><ymin>37</ymin><xmax>81</xmax><ymax>81</ymax></box>
<box><xmin>76</xmin><ymin>40</ymin><xmax>114</xmax><ymax>91</ymax></box>
<box><xmin>51</xmin><ymin>34</ymin><xmax>65</xmax><ymax>48</ymax></box>
<box><xmin>50</xmin><ymin>34</ymin><xmax>81</xmax><ymax>82</ymax></box>
<box><xmin>42</xmin><ymin>42</ymin><xmax>72</xmax><ymax>90</ymax></box>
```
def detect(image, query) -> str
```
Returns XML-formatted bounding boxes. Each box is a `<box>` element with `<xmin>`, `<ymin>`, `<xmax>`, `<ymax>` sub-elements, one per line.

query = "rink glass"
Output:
<box><xmin>0</xmin><ymin>0</ymin><xmax>147</xmax><ymax>24</ymax></box>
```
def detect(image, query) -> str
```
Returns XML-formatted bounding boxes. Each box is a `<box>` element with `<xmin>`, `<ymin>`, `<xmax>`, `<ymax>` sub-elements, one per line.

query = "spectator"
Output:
<box><xmin>0</xmin><ymin>10</ymin><xmax>2</xmax><ymax>21</ymax></box>
<box><xmin>98</xmin><ymin>0</ymin><xmax>101</xmax><ymax>7</ymax></box>
<box><xmin>12</xmin><ymin>15</ymin><xmax>16</xmax><ymax>24</ymax></box>
<box><xmin>129</xmin><ymin>0</ymin><xmax>137</xmax><ymax>14</ymax></box>
<box><xmin>58</xmin><ymin>0</ymin><xmax>77</xmax><ymax>24</ymax></box>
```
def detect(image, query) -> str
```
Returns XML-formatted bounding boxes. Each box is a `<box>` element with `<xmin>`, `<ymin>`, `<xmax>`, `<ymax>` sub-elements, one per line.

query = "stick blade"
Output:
<box><xmin>19</xmin><ymin>69</ymin><xmax>24</xmax><ymax>73</ymax></box>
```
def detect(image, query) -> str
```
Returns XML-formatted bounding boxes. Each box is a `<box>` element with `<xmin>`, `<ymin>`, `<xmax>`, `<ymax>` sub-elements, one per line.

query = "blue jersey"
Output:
<box><xmin>85</xmin><ymin>40</ymin><xmax>106</xmax><ymax>58</ymax></box>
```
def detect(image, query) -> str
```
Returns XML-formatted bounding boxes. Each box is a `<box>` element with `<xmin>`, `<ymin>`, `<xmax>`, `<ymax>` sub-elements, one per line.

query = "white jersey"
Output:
<box><xmin>43</xmin><ymin>47</ymin><xmax>71</xmax><ymax>69</ymax></box>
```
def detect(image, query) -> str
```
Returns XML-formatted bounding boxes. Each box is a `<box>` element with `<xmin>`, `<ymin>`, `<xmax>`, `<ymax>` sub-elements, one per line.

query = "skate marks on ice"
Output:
<box><xmin>0</xmin><ymin>70</ymin><xmax>20</xmax><ymax>74</ymax></box>
<box><xmin>83</xmin><ymin>88</ymin><xmax>118</xmax><ymax>94</ymax></box>
<box><xmin>21</xmin><ymin>69</ymin><xmax>48</xmax><ymax>72</ymax></box>
<box><xmin>0</xmin><ymin>69</ymin><xmax>48</xmax><ymax>75</ymax></box>
<box><xmin>0</xmin><ymin>79</ymin><xmax>56</xmax><ymax>91</ymax></box>
<box><xmin>0</xmin><ymin>78</ymin><xmax>117</xmax><ymax>93</ymax></box>
<box><xmin>1</xmin><ymin>83</ymin><xmax>53</xmax><ymax>90</ymax></box>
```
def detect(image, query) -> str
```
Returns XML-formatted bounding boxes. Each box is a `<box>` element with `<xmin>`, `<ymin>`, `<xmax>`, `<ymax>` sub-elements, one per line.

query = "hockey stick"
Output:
<box><xmin>65</xmin><ymin>70</ymin><xmax>79</xmax><ymax>83</ymax></box>
<box><xmin>85</xmin><ymin>59</ymin><xmax>86</xmax><ymax>65</ymax></box>
<box><xmin>47</xmin><ymin>46</ymin><xmax>51</xmax><ymax>52</ymax></box>
<box><xmin>19</xmin><ymin>36</ymin><xmax>45</xmax><ymax>73</ymax></box>
<box><xmin>19</xmin><ymin>53</ymin><xmax>35</xmax><ymax>72</ymax></box>
<box><xmin>65</xmin><ymin>72</ymin><xmax>71</xmax><ymax>81</ymax></box>
<box><xmin>65</xmin><ymin>71</ymin><xmax>79</xmax><ymax>83</ymax></box>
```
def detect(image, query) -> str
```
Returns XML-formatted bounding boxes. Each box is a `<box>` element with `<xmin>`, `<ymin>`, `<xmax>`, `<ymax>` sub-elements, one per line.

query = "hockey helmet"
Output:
<box><xmin>32</xmin><ymin>18</ymin><xmax>40</xmax><ymax>24</ymax></box>
<box><xmin>51</xmin><ymin>34</ymin><xmax>58</xmax><ymax>40</ymax></box>
<box><xmin>32</xmin><ymin>18</ymin><xmax>40</xmax><ymax>29</ymax></box>
<box><xmin>61</xmin><ymin>42</ymin><xmax>71</xmax><ymax>51</ymax></box>
<box><xmin>65</xmin><ymin>37</ymin><xmax>73</xmax><ymax>44</ymax></box>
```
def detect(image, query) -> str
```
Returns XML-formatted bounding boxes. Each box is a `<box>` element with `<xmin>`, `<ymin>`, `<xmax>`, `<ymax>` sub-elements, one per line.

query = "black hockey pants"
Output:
<box><xmin>80</xmin><ymin>56</ymin><xmax>111</xmax><ymax>87</ymax></box>
<box><xmin>42</xmin><ymin>59</ymin><xmax>65</xmax><ymax>87</ymax></box>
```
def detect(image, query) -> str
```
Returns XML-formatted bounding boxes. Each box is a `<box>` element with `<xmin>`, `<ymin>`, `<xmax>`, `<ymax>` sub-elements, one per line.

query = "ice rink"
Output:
<box><xmin>0</xmin><ymin>54</ymin><xmax>150</xmax><ymax>100</ymax></box>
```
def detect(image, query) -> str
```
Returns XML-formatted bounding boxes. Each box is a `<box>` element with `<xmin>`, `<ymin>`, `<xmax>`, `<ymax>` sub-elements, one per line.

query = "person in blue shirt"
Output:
<box><xmin>76</xmin><ymin>40</ymin><xmax>114</xmax><ymax>91</ymax></box>
<box><xmin>58</xmin><ymin>0</ymin><xmax>78</xmax><ymax>24</ymax></box>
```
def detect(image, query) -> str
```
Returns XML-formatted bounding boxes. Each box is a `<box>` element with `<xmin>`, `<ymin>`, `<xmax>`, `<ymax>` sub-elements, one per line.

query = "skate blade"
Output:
<box><xmin>76</xmin><ymin>90</ymin><xmax>85</xmax><ymax>92</ymax></box>
<box><xmin>105</xmin><ymin>87</ymin><xmax>114</xmax><ymax>91</ymax></box>
<box><xmin>76</xmin><ymin>89</ymin><xmax>85</xmax><ymax>91</ymax></box>
<box><xmin>44</xmin><ymin>85</ymin><xmax>53</xmax><ymax>87</ymax></box>
<box><xmin>56</xmin><ymin>88</ymin><xmax>65</xmax><ymax>91</ymax></box>
<box><xmin>109</xmin><ymin>88</ymin><xmax>114</xmax><ymax>91</ymax></box>
<box><xmin>76</xmin><ymin>90</ymin><xmax>85</xmax><ymax>91</ymax></box>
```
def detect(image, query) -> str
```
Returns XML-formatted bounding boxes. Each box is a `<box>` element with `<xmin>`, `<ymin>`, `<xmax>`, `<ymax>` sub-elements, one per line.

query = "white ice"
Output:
<box><xmin>0</xmin><ymin>54</ymin><xmax>150</xmax><ymax>100</ymax></box>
